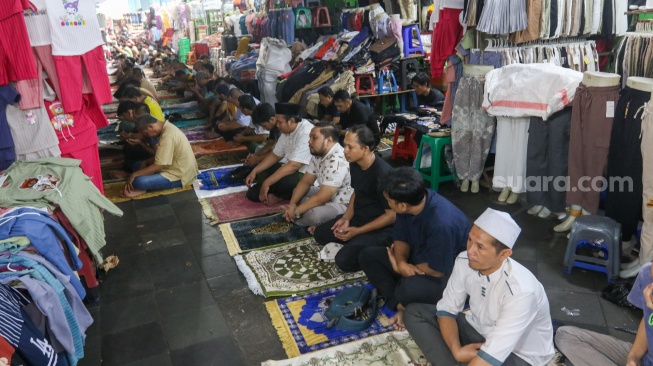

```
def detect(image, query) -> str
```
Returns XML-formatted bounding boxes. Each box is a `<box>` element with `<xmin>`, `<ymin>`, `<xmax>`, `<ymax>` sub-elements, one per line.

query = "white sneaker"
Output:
<box><xmin>621</xmin><ymin>257</ymin><xmax>640</xmax><ymax>270</ymax></box>
<box><xmin>506</xmin><ymin>192</ymin><xmax>520</xmax><ymax>205</ymax></box>
<box><xmin>528</xmin><ymin>205</ymin><xmax>543</xmax><ymax>215</ymax></box>
<box><xmin>620</xmin><ymin>262</ymin><xmax>642</xmax><ymax>278</ymax></box>
<box><xmin>460</xmin><ymin>179</ymin><xmax>470</xmax><ymax>193</ymax></box>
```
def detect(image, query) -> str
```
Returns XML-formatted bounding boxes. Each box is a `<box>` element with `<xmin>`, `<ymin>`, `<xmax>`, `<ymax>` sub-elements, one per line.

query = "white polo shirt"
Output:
<box><xmin>272</xmin><ymin>119</ymin><xmax>313</xmax><ymax>173</ymax></box>
<box><xmin>436</xmin><ymin>252</ymin><xmax>554</xmax><ymax>366</ymax></box>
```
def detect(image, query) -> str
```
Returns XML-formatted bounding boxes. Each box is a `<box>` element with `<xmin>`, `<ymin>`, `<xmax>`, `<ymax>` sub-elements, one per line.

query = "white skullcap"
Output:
<box><xmin>474</xmin><ymin>208</ymin><xmax>521</xmax><ymax>249</ymax></box>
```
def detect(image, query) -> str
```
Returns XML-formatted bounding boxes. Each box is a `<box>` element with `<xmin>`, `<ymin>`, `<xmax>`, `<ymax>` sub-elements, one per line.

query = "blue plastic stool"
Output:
<box><xmin>413</xmin><ymin>135</ymin><xmax>454</xmax><ymax>191</ymax></box>
<box><xmin>378</xmin><ymin>70</ymin><xmax>398</xmax><ymax>94</ymax></box>
<box><xmin>563</xmin><ymin>215</ymin><xmax>622</xmax><ymax>283</ymax></box>
<box><xmin>402</xmin><ymin>24</ymin><xmax>424</xmax><ymax>56</ymax></box>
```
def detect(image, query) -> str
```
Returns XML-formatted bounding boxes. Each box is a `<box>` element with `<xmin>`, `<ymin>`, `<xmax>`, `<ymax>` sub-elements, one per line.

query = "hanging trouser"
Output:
<box><xmin>493</xmin><ymin>117</ymin><xmax>530</xmax><ymax>193</ymax></box>
<box><xmin>525</xmin><ymin>108</ymin><xmax>572</xmax><ymax>213</ymax></box>
<box><xmin>566</xmin><ymin>83</ymin><xmax>620</xmax><ymax>214</ymax></box>
<box><xmin>451</xmin><ymin>75</ymin><xmax>495</xmax><ymax>182</ymax></box>
<box><xmin>605</xmin><ymin>86</ymin><xmax>650</xmax><ymax>241</ymax></box>
<box><xmin>640</xmin><ymin>102</ymin><xmax>653</xmax><ymax>263</ymax></box>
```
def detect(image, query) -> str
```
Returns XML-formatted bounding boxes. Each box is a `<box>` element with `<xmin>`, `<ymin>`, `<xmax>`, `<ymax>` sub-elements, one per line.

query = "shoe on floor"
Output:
<box><xmin>620</xmin><ymin>263</ymin><xmax>642</xmax><ymax>278</ymax></box>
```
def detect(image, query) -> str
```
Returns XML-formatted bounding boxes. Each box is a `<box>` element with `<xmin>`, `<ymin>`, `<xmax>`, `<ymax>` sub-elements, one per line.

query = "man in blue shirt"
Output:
<box><xmin>359</xmin><ymin>166</ymin><xmax>471</xmax><ymax>332</ymax></box>
<box><xmin>556</xmin><ymin>262</ymin><xmax>653</xmax><ymax>366</ymax></box>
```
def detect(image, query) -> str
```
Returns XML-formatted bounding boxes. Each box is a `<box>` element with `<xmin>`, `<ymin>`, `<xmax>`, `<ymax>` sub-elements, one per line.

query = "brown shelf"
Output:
<box><xmin>625</xmin><ymin>8</ymin><xmax>653</xmax><ymax>15</ymax></box>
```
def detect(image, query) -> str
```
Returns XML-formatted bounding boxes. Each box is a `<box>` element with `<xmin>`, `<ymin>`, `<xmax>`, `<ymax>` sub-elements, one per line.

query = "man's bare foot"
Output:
<box><xmin>265</xmin><ymin>194</ymin><xmax>283</xmax><ymax>206</ymax></box>
<box><xmin>388</xmin><ymin>309</ymin><xmax>405</xmax><ymax>331</ymax></box>
<box><xmin>121</xmin><ymin>188</ymin><xmax>147</xmax><ymax>198</ymax></box>
<box><xmin>205</xmin><ymin>131</ymin><xmax>221</xmax><ymax>140</ymax></box>
<box><xmin>307</xmin><ymin>226</ymin><xmax>316</xmax><ymax>235</ymax></box>
<box><xmin>110</xmin><ymin>170</ymin><xmax>130</xmax><ymax>179</ymax></box>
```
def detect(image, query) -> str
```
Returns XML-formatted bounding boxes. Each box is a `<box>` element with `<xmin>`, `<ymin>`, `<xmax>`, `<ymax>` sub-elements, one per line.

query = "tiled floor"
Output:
<box><xmin>84</xmin><ymin>173</ymin><xmax>642</xmax><ymax>365</ymax></box>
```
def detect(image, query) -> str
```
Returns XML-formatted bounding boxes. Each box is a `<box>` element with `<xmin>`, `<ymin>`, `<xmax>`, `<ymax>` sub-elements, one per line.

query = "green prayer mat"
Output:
<box><xmin>234</xmin><ymin>238</ymin><xmax>366</xmax><ymax>297</ymax></box>
<box><xmin>221</xmin><ymin>214</ymin><xmax>312</xmax><ymax>256</ymax></box>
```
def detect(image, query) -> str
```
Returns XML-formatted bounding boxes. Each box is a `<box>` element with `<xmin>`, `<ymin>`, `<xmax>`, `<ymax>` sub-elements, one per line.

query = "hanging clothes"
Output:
<box><xmin>0</xmin><ymin>0</ymin><xmax>37</xmax><ymax>86</ymax></box>
<box><xmin>492</xmin><ymin>117</ymin><xmax>530</xmax><ymax>193</ymax></box>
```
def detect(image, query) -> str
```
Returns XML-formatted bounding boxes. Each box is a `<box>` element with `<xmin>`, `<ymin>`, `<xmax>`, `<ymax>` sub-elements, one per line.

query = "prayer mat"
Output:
<box><xmin>102</xmin><ymin>103</ymin><xmax>119</xmax><ymax>114</ymax></box>
<box><xmin>196</xmin><ymin>151</ymin><xmax>249</xmax><ymax>170</ymax></box>
<box><xmin>233</xmin><ymin>238</ymin><xmax>366</xmax><ymax>296</ymax></box>
<box><xmin>158</xmin><ymin>94</ymin><xmax>179</xmax><ymax>101</ymax></box>
<box><xmin>200</xmin><ymin>191</ymin><xmax>285</xmax><ymax>224</ymax></box>
<box><xmin>261</xmin><ymin>331</ymin><xmax>429</xmax><ymax>366</ymax></box>
<box><xmin>172</xmin><ymin>119</ymin><xmax>206</xmax><ymax>129</ymax></box>
<box><xmin>221</xmin><ymin>214</ymin><xmax>312</xmax><ymax>256</ymax></box>
<box><xmin>191</xmin><ymin>140</ymin><xmax>247</xmax><ymax>156</ymax></box>
<box><xmin>103</xmin><ymin>182</ymin><xmax>193</xmax><ymax>203</ymax></box>
<box><xmin>197</xmin><ymin>166</ymin><xmax>245</xmax><ymax>190</ymax></box>
<box><xmin>265</xmin><ymin>281</ymin><xmax>396</xmax><ymax>357</ymax></box>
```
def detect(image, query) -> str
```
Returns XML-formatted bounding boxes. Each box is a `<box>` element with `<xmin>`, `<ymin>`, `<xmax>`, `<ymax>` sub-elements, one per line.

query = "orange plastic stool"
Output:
<box><xmin>186</xmin><ymin>51</ymin><xmax>197</xmax><ymax>65</ymax></box>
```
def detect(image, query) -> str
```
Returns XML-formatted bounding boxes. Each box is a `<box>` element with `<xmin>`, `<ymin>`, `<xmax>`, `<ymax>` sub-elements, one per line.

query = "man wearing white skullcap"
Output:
<box><xmin>404</xmin><ymin>208</ymin><xmax>555</xmax><ymax>366</ymax></box>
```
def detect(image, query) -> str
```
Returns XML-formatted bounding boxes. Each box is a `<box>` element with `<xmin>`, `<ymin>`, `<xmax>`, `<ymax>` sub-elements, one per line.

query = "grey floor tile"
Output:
<box><xmin>136</xmin><ymin>204</ymin><xmax>176</xmax><ymax>222</ymax></box>
<box><xmin>187</xmin><ymin>233</ymin><xmax>228</xmax><ymax>258</ymax></box>
<box><xmin>137</xmin><ymin>214</ymin><xmax>181</xmax><ymax>235</ymax></box>
<box><xmin>78</xmin><ymin>335</ymin><xmax>101</xmax><ymax>366</ymax></box>
<box><xmin>161</xmin><ymin>304</ymin><xmax>231</xmax><ymax>351</ymax></box>
<box><xmin>141</xmin><ymin>227</ymin><xmax>188</xmax><ymax>252</ymax></box>
<box><xmin>124</xmin><ymin>352</ymin><xmax>173</xmax><ymax>366</ymax></box>
<box><xmin>99</xmin><ymin>251</ymin><xmax>154</xmax><ymax>304</ymax></box>
<box><xmin>147</xmin><ymin>244</ymin><xmax>204</xmax><ymax>290</ymax></box>
<box><xmin>101</xmin><ymin>322</ymin><xmax>168</xmax><ymax>366</ymax></box>
<box><xmin>101</xmin><ymin>293</ymin><xmax>159</xmax><ymax>335</ymax></box>
<box><xmin>547</xmin><ymin>289</ymin><xmax>606</xmax><ymax>328</ymax></box>
<box><xmin>155</xmin><ymin>281</ymin><xmax>216</xmax><ymax>318</ymax></box>
<box><xmin>170</xmin><ymin>336</ymin><xmax>245</xmax><ymax>366</ymax></box>
<box><xmin>132</xmin><ymin>195</ymin><xmax>169</xmax><ymax>209</ymax></box>
<box><xmin>538</xmin><ymin>260</ymin><xmax>606</xmax><ymax>294</ymax></box>
<box><xmin>85</xmin><ymin>305</ymin><xmax>101</xmax><ymax>339</ymax></box>
<box><xmin>104</xmin><ymin>233</ymin><xmax>144</xmax><ymax>257</ymax></box>
<box><xmin>206</xmin><ymin>272</ymin><xmax>250</xmax><ymax>303</ymax></box>
<box><xmin>598</xmin><ymin>297</ymin><xmax>640</xmax><ymax>343</ymax></box>
<box><xmin>198</xmin><ymin>252</ymin><xmax>238</xmax><ymax>279</ymax></box>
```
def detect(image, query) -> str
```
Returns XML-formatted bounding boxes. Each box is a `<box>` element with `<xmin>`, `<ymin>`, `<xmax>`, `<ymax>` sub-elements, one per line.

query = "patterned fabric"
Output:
<box><xmin>221</xmin><ymin>214</ymin><xmax>312</xmax><ymax>256</ymax></box>
<box><xmin>197</xmin><ymin>166</ymin><xmax>244</xmax><ymax>191</ymax></box>
<box><xmin>306</xmin><ymin>144</ymin><xmax>353</xmax><ymax>205</ymax></box>
<box><xmin>196</xmin><ymin>151</ymin><xmax>249</xmax><ymax>170</ymax></box>
<box><xmin>265</xmin><ymin>281</ymin><xmax>396</xmax><ymax>357</ymax></box>
<box><xmin>234</xmin><ymin>238</ymin><xmax>366</xmax><ymax>297</ymax></box>
<box><xmin>200</xmin><ymin>191</ymin><xmax>286</xmax><ymax>224</ymax></box>
<box><xmin>190</xmin><ymin>140</ymin><xmax>248</xmax><ymax>156</ymax></box>
<box><xmin>261</xmin><ymin>331</ymin><xmax>431</xmax><ymax>366</ymax></box>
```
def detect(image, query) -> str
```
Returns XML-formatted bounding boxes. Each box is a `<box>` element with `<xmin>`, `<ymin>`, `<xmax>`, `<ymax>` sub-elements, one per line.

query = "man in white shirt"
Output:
<box><xmin>245</xmin><ymin>103</ymin><xmax>313</xmax><ymax>205</ymax></box>
<box><xmin>281</xmin><ymin>122</ymin><xmax>353</xmax><ymax>228</ymax></box>
<box><xmin>403</xmin><ymin>208</ymin><xmax>555</xmax><ymax>366</ymax></box>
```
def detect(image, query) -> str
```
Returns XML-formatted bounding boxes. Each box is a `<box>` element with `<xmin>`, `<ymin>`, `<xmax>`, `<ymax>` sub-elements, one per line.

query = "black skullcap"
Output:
<box><xmin>275</xmin><ymin>102</ymin><xmax>300</xmax><ymax>116</ymax></box>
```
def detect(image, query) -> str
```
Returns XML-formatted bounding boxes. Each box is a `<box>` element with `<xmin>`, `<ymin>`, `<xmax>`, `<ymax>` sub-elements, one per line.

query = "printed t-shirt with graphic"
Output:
<box><xmin>155</xmin><ymin>122</ymin><xmax>198</xmax><ymax>186</ymax></box>
<box><xmin>305</xmin><ymin>143</ymin><xmax>353</xmax><ymax>205</ymax></box>
<box><xmin>44</xmin><ymin>0</ymin><xmax>104</xmax><ymax>55</ymax></box>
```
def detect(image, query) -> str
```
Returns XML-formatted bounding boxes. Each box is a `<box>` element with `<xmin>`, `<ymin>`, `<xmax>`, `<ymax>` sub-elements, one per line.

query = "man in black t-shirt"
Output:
<box><xmin>333</xmin><ymin>90</ymin><xmax>381</xmax><ymax>144</ymax></box>
<box><xmin>315</xmin><ymin>86</ymin><xmax>341</xmax><ymax>124</ymax></box>
<box><xmin>313</xmin><ymin>125</ymin><xmax>396</xmax><ymax>272</ymax></box>
<box><xmin>411</xmin><ymin>73</ymin><xmax>444</xmax><ymax>109</ymax></box>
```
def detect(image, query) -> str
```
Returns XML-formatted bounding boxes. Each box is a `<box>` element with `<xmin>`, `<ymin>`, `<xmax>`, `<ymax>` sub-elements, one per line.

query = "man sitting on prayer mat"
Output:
<box><xmin>359</xmin><ymin>167</ymin><xmax>470</xmax><ymax>332</ymax></box>
<box><xmin>122</xmin><ymin>114</ymin><xmax>198</xmax><ymax>198</ymax></box>
<box><xmin>280</xmin><ymin>122</ymin><xmax>353</xmax><ymax>228</ymax></box>
<box><xmin>313</xmin><ymin>125</ymin><xmax>395</xmax><ymax>273</ymax></box>
<box><xmin>245</xmin><ymin>103</ymin><xmax>313</xmax><ymax>205</ymax></box>
<box><xmin>403</xmin><ymin>208</ymin><xmax>555</xmax><ymax>366</ymax></box>
<box><xmin>242</xmin><ymin>102</ymin><xmax>280</xmax><ymax>168</ymax></box>
<box><xmin>231</xmin><ymin>94</ymin><xmax>270</xmax><ymax>152</ymax></box>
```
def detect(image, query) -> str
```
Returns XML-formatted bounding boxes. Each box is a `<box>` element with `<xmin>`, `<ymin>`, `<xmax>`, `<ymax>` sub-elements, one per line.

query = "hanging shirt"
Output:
<box><xmin>0</xmin><ymin>86</ymin><xmax>19</xmax><ymax>170</ymax></box>
<box><xmin>437</xmin><ymin>254</ymin><xmax>555</xmax><ymax>366</ymax></box>
<box><xmin>43</xmin><ymin>0</ymin><xmax>104</xmax><ymax>56</ymax></box>
<box><xmin>23</xmin><ymin>0</ymin><xmax>52</xmax><ymax>46</ymax></box>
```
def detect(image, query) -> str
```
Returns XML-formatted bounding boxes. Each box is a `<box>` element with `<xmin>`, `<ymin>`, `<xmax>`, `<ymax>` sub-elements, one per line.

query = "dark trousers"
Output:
<box><xmin>313</xmin><ymin>215</ymin><xmax>394</xmax><ymax>273</ymax></box>
<box><xmin>359</xmin><ymin>246</ymin><xmax>447</xmax><ymax>310</ymax></box>
<box><xmin>525</xmin><ymin>108</ymin><xmax>571</xmax><ymax>213</ymax></box>
<box><xmin>245</xmin><ymin>163</ymin><xmax>302</xmax><ymax>202</ymax></box>
<box><xmin>404</xmin><ymin>304</ymin><xmax>530</xmax><ymax>366</ymax></box>
<box><xmin>218</xmin><ymin>127</ymin><xmax>246</xmax><ymax>142</ymax></box>
<box><xmin>605</xmin><ymin>87</ymin><xmax>648</xmax><ymax>240</ymax></box>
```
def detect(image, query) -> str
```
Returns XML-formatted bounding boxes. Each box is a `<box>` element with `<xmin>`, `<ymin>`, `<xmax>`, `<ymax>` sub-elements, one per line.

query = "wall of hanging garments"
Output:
<box><xmin>613</xmin><ymin>31</ymin><xmax>653</xmax><ymax>88</ymax></box>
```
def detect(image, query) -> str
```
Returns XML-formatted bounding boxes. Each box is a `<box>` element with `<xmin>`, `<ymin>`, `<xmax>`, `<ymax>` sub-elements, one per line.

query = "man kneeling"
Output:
<box><xmin>281</xmin><ymin>122</ymin><xmax>353</xmax><ymax>228</ymax></box>
<box><xmin>123</xmin><ymin>114</ymin><xmax>198</xmax><ymax>198</ymax></box>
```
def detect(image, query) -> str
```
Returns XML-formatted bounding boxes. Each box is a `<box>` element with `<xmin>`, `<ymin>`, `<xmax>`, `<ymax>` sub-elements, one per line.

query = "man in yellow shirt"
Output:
<box><xmin>122</xmin><ymin>114</ymin><xmax>198</xmax><ymax>198</ymax></box>
<box><xmin>119</xmin><ymin>87</ymin><xmax>164</xmax><ymax>122</ymax></box>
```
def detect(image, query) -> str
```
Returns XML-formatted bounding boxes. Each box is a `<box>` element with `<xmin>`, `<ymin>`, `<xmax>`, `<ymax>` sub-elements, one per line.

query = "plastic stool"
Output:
<box><xmin>314</xmin><ymin>7</ymin><xmax>331</xmax><ymax>27</ymax></box>
<box><xmin>391</xmin><ymin>127</ymin><xmax>418</xmax><ymax>160</ymax></box>
<box><xmin>399</xmin><ymin>57</ymin><xmax>420</xmax><ymax>90</ymax></box>
<box><xmin>355</xmin><ymin>74</ymin><xmax>375</xmax><ymax>95</ymax></box>
<box><xmin>413</xmin><ymin>135</ymin><xmax>454</xmax><ymax>191</ymax></box>
<box><xmin>399</xmin><ymin>90</ymin><xmax>418</xmax><ymax>112</ymax></box>
<box><xmin>378</xmin><ymin>70</ymin><xmax>398</xmax><ymax>94</ymax></box>
<box><xmin>294</xmin><ymin>8</ymin><xmax>312</xmax><ymax>28</ymax></box>
<box><xmin>563</xmin><ymin>215</ymin><xmax>622</xmax><ymax>282</ymax></box>
<box><xmin>402</xmin><ymin>24</ymin><xmax>424</xmax><ymax>56</ymax></box>
<box><xmin>306</xmin><ymin>0</ymin><xmax>320</xmax><ymax>6</ymax></box>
